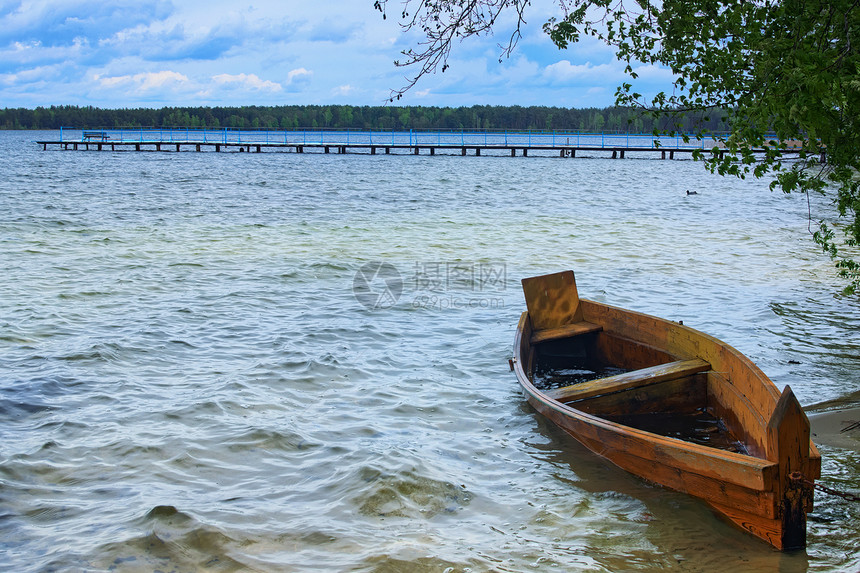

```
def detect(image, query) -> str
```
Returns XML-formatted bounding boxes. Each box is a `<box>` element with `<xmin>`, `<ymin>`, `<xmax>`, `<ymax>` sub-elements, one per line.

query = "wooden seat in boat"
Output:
<box><xmin>523</xmin><ymin>270</ymin><xmax>603</xmax><ymax>344</ymax></box>
<box><xmin>546</xmin><ymin>358</ymin><xmax>711</xmax><ymax>402</ymax></box>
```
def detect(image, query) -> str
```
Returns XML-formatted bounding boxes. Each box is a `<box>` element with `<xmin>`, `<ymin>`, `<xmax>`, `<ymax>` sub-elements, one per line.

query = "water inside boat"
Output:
<box><xmin>533</xmin><ymin>359</ymin><xmax>749</xmax><ymax>455</ymax></box>
<box><xmin>532</xmin><ymin>364</ymin><xmax>629</xmax><ymax>391</ymax></box>
<box><xmin>605</xmin><ymin>409</ymin><xmax>750</xmax><ymax>455</ymax></box>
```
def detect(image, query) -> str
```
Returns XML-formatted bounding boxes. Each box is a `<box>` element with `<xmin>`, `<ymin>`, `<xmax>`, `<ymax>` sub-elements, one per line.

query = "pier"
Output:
<box><xmin>36</xmin><ymin>127</ymin><xmax>804</xmax><ymax>160</ymax></box>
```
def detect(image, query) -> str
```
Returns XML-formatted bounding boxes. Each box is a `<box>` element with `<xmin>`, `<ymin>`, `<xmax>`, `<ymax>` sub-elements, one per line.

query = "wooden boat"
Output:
<box><xmin>512</xmin><ymin>270</ymin><xmax>821</xmax><ymax>550</ymax></box>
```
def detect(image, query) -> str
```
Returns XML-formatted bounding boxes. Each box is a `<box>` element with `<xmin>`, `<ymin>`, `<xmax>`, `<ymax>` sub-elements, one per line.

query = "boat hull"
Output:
<box><xmin>513</xmin><ymin>271</ymin><xmax>820</xmax><ymax>550</ymax></box>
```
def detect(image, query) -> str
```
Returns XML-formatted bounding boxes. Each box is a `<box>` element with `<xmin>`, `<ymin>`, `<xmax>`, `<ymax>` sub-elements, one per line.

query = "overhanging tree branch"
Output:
<box><xmin>376</xmin><ymin>0</ymin><xmax>860</xmax><ymax>293</ymax></box>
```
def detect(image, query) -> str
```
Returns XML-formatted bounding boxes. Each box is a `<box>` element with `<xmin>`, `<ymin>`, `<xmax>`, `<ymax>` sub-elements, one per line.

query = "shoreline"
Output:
<box><xmin>808</xmin><ymin>406</ymin><xmax>860</xmax><ymax>451</ymax></box>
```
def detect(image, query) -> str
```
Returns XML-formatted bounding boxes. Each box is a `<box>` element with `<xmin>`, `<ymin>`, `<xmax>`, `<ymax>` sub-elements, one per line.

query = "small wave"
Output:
<box><xmin>350</xmin><ymin>465</ymin><xmax>473</xmax><ymax>519</ymax></box>
<box><xmin>55</xmin><ymin>342</ymin><xmax>125</xmax><ymax>363</ymax></box>
<box><xmin>223</xmin><ymin>428</ymin><xmax>320</xmax><ymax>453</ymax></box>
<box><xmin>80</xmin><ymin>506</ymin><xmax>254</xmax><ymax>571</ymax></box>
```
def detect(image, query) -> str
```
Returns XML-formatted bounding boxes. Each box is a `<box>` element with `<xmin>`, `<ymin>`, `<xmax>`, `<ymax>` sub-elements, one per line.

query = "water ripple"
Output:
<box><xmin>0</xmin><ymin>131</ymin><xmax>857</xmax><ymax>571</ymax></box>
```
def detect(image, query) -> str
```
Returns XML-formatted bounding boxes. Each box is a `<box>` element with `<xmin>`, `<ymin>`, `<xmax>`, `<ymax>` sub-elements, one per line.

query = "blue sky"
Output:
<box><xmin>0</xmin><ymin>1</ymin><xmax>675</xmax><ymax>109</ymax></box>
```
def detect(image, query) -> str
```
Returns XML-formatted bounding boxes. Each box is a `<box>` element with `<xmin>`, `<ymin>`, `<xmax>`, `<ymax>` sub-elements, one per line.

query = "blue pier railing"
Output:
<box><xmin>59</xmin><ymin>127</ymin><xmax>730</xmax><ymax>150</ymax></box>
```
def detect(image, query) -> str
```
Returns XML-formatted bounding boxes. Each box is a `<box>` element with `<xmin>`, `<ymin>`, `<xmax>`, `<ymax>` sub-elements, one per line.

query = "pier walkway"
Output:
<box><xmin>36</xmin><ymin>127</ymin><xmax>796</xmax><ymax>160</ymax></box>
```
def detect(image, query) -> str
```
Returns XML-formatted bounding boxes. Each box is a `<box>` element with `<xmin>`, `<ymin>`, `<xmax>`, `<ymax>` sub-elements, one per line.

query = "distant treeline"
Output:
<box><xmin>0</xmin><ymin>104</ymin><xmax>726</xmax><ymax>133</ymax></box>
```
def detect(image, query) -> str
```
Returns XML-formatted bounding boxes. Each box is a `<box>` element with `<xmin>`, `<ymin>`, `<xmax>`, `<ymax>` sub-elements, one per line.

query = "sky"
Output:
<box><xmin>0</xmin><ymin>1</ymin><xmax>676</xmax><ymax>109</ymax></box>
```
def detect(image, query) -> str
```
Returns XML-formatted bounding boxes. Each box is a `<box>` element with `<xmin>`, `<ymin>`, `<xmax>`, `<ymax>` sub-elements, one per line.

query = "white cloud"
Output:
<box><xmin>212</xmin><ymin>73</ymin><xmax>282</xmax><ymax>92</ymax></box>
<box><xmin>543</xmin><ymin>60</ymin><xmax>622</xmax><ymax>83</ymax></box>
<box><xmin>0</xmin><ymin>0</ymin><xmax>665</xmax><ymax>107</ymax></box>
<box><xmin>630</xmin><ymin>64</ymin><xmax>676</xmax><ymax>82</ymax></box>
<box><xmin>332</xmin><ymin>84</ymin><xmax>356</xmax><ymax>97</ymax></box>
<box><xmin>286</xmin><ymin>67</ymin><xmax>312</xmax><ymax>85</ymax></box>
<box><xmin>96</xmin><ymin>70</ymin><xmax>189</xmax><ymax>90</ymax></box>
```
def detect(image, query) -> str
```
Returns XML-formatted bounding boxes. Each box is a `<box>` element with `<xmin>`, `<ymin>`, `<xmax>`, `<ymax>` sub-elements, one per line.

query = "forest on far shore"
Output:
<box><xmin>0</xmin><ymin>104</ymin><xmax>727</xmax><ymax>134</ymax></box>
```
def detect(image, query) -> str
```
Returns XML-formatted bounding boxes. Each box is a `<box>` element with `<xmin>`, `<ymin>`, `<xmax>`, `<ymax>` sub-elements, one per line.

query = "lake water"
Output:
<box><xmin>2</xmin><ymin>130</ymin><xmax>858</xmax><ymax>572</ymax></box>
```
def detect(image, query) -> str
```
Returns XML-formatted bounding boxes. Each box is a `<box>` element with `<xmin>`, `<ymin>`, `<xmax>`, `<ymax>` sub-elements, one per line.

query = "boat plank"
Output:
<box><xmin>530</xmin><ymin>321</ymin><xmax>602</xmax><ymax>344</ymax></box>
<box><xmin>707</xmin><ymin>371</ymin><xmax>769</xmax><ymax>457</ymax></box>
<box><xmin>591</xmin><ymin>332</ymin><xmax>676</xmax><ymax>370</ymax></box>
<box><xmin>532</xmin><ymin>400</ymin><xmax>778</xmax><ymax>516</ymax></box>
<box><xmin>547</xmin><ymin>358</ymin><xmax>710</xmax><ymax>402</ymax></box>
<box><xmin>531</xmin><ymin>396</ymin><xmax>776</xmax><ymax>492</ymax></box>
<box><xmin>576</xmin><ymin>374</ymin><xmax>707</xmax><ymax>417</ymax></box>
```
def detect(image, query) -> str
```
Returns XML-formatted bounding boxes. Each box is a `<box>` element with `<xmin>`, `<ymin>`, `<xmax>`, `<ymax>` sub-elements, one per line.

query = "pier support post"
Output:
<box><xmin>461</xmin><ymin>147</ymin><xmax>466</xmax><ymax>156</ymax></box>
<box><xmin>325</xmin><ymin>146</ymin><xmax>330</xmax><ymax>153</ymax></box>
<box><xmin>156</xmin><ymin>143</ymin><xmax>161</xmax><ymax>152</ymax></box>
<box><xmin>176</xmin><ymin>144</ymin><xmax>181</xmax><ymax>152</ymax></box>
<box><xmin>371</xmin><ymin>147</ymin><xmax>376</xmax><ymax>155</ymax></box>
<box><xmin>571</xmin><ymin>149</ymin><xmax>575</xmax><ymax>158</ymax></box>
<box><xmin>523</xmin><ymin>148</ymin><xmax>528</xmax><ymax>157</ymax></box>
<box><xmin>620</xmin><ymin>150</ymin><xmax>625</xmax><ymax>159</ymax></box>
<box><xmin>385</xmin><ymin>147</ymin><xmax>390</xmax><ymax>154</ymax></box>
<box><xmin>196</xmin><ymin>144</ymin><xmax>201</xmax><ymax>152</ymax></box>
<box><xmin>511</xmin><ymin>148</ymin><xmax>516</xmax><ymax>157</ymax></box>
<box><xmin>475</xmin><ymin>148</ymin><xmax>481</xmax><ymax>156</ymax></box>
<box><xmin>256</xmin><ymin>145</ymin><xmax>261</xmax><ymax>153</ymax></box>
<box><xmin>414</xmin><ymin>147</ymin><xmax>419</xmax><ymax>155</ymax></box>
<box><xmin>135</xmin><ymin>143</ymin><xmax>140</xmax><ymax>151</ymax></box>
<box><xmin>215</xmin><ymin>144</ymin><xmax>220</xmax><ymax>152</ymax></box>
<box><xmin>430</xmin><ymin>147</ymin><xmax>435</xmax><ymax>156</ymax></box>
<box><xmin>297</xmin><ymin>146</ymin><xmax>304</xmax><ymax>153</ymax></box>
<box><xmin>662</xmin><ymin>150</ymin><xmax>666</xmax><ymax>160</ymax></box>
<box><xmin>612</xmin><ymin>150</ymin><xmax>617</xmax><ymax>159</ymax></box>
<box><xmin>670</xmin><ymin>151</ymin><xmax>675</xmax><ymax>159</ymax></box>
